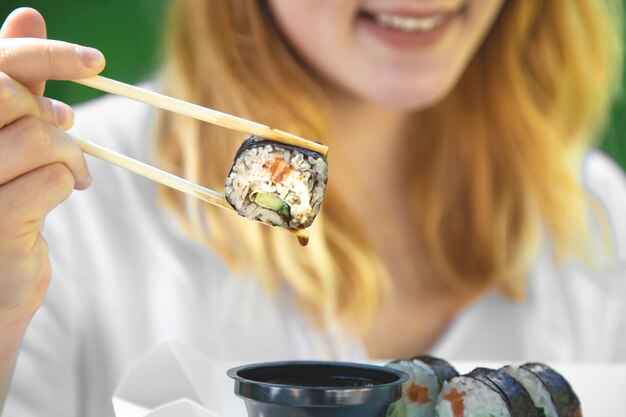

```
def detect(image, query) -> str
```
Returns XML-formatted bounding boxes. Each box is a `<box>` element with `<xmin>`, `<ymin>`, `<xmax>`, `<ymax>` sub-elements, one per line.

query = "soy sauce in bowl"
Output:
<box><xmin>267</xmin><ymin>375</ymin><xmax>376</xmax><ymax>387</ymax></box>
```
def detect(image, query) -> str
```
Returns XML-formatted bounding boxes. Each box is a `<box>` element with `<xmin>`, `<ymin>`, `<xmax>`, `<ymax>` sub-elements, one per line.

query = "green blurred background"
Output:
<box><xmin>1</xmin><ymin>1</ymin><xmax>625</xmax><ymax>169</ymax></box>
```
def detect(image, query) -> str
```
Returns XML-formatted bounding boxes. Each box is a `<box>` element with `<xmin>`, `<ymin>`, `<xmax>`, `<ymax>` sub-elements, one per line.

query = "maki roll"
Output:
<box><xmin>436</xmin><ymin>368</ymin><xmax>539</xmax><ymax>417</ymax></box>
<box><xmin>385</xmin><ymin>356</ymin><xmax>458</xmax><ymax>417</ymax></box>
<box><xmin>500</xmin><ymin>363</ymin><xmax>582</xmax><ymax>417</ymax></box>
<box><xmin>225</xmin><ymin>136</ymin><xmax>328</xmax><ymax>229</ymax></box>
<box><xmin>416</xmin><ymin>356</ymin><xmax>459</xmax><ymax>389</ymax></box>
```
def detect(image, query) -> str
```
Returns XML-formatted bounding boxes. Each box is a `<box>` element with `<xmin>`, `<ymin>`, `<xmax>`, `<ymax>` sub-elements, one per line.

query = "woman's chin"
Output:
<box><xmin>364</xmin><ymin>69</ymin><xmax>461</xmax><ymax>112</ymax></box>
<box><xmin>327</xmin><ymin>70</ymin><xmax>459</xmax><ymax>112</ymax></box>
<box><xmin>368</xmin><ymin>86</ymin><xmax>452</xmax><ymax>112</ymax></box>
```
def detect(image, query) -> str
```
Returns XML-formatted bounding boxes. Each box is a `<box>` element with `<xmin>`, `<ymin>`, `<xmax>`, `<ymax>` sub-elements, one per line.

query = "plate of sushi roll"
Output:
<box><xmin>225</xmin><ymin>136</ymin><xmax>328</xmax><ymax>230</ymax></box>
<box><xmin>384</xmin><ymin>357</ymin><xmax>582</xmax><ymax>417</ymax></box>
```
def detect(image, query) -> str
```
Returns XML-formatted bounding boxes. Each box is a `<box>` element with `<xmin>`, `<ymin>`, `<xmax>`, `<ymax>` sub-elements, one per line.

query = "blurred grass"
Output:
<box><xmin>603</xmin><ymin>90</ymin><xmax>626</xmax><ymax>169</ymax></box>
<box><xmin>1</xmin><ymin>0</ymin><xmax>169</xmax><ymax>103</ymax></box>
<box><xmin>1</xmin><ymin>0</ymin><xmax>625</xmax><ymax>170</ymax></box>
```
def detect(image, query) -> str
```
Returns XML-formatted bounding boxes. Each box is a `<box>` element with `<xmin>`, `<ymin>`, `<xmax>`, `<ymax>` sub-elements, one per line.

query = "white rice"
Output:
<box><xmin>501</xmin><ymin>366</ymin><xmax>558</xmax><ymax>417</ymax></box>
<box><xmin>436</xmin><ymin>377</ymin><xmax>511</xmax><ymax>417</ymax></box>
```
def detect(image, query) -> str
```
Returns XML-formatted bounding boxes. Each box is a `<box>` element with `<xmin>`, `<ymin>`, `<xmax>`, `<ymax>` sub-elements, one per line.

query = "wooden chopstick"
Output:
<box><xmin>71</xmin><ymin>135</ymin><xmax>310</xmax><ymax>244</ymax></box>
<box><xmin>72</xmin><ymin>135</ymin><xmax>231</xmax><ymax>209</ymax></box>
<box><xmin>72</xmin><ymin>76</ymin><xmax>328</xmax><ymax>156</ymax></box>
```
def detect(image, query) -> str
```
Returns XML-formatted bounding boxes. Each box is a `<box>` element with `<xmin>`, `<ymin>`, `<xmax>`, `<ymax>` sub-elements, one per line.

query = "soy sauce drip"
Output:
<box><xmin>290</xmin><ymin>229</ymin><xmax>309</xmax><ymax>246</ymax></box>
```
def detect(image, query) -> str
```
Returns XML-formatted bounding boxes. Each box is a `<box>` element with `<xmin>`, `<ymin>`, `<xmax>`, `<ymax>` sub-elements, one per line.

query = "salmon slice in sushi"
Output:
<box><xmin>225</xmin><ymin>136</ymin><xmax>328</xmax><ymax>229</ymax></box>
<box><xmin>385</xmin><ymin>356</ymin><xmax>458</xmax><ymax>417</ymax></box>
<box><xmin>500</xmin><ymin>363</ymin><xmax>581</xmax><ymax>417</ymax></box>
<box><xmin>436</xmin><ymin>368</ymin><xmax>539</xmax><ymax>417</ymax></box>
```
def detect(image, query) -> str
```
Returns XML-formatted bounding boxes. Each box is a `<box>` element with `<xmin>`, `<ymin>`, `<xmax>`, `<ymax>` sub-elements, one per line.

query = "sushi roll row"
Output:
<box><xmin>385</xmin><ymin>358</ymin><xmax>581</xmax><ymax>417</ymax></box>
<box><xmin>225</xmin><ymin>136</ymin><xmax>328</xmax><ymax>229</ymax></box>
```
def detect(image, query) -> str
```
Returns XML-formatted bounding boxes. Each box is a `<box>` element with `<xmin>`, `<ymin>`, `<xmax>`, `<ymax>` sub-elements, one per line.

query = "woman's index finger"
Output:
<box><xmin>0</xmin><ymin>38</ymin><xmax>105</xmax><ymax>88</ymax></box>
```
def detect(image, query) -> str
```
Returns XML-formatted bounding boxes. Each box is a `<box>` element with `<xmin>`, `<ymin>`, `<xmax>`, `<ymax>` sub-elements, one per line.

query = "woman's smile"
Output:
<box><xmin>356</xmin><ymin>5</ymin><xmax>464</xmax><ymax>49</ymax></box>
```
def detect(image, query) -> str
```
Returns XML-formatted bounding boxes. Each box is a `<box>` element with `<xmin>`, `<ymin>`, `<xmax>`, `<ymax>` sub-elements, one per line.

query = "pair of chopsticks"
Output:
<box><xmin>71</xmin><ymin>76</ymin><xmax>327</xmax><ymax>241</ymax></box>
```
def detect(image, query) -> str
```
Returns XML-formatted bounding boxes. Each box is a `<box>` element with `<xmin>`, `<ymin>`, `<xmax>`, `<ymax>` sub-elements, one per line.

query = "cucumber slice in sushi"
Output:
<box><xmin>250</xmin><ymin>191</ymin><xmax>291</xmax><ymax>219</ymax></box>
<box><xmin>225</xmin><ymin>136</ymin><xmax>328</xmax><ymax>229</ymax></box>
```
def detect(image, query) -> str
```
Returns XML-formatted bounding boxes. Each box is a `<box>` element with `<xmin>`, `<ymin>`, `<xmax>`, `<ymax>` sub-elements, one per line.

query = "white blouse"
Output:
<box><xmin>4</xmin><ymin>92</ymin><xmax>625</xmax><ymax>417</ymax></box>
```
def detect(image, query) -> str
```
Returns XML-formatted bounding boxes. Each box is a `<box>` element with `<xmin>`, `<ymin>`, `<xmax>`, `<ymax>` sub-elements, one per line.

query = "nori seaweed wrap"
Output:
<box><xmin>224</xmin><ymin>136</ymin><xmax>328</xmax><ymax>229</ymax></box>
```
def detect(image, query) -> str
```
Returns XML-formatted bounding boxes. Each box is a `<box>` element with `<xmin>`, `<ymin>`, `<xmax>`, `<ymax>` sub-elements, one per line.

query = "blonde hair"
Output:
<box><xmin>154</xmin><ymin>0</ymin><xmax>624</xmax><ymax>330</ymax></box>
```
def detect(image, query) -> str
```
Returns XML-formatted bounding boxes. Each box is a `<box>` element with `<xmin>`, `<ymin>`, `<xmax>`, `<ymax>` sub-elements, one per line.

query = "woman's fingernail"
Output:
<box><xmin>79</xmin><ymin>173</ymin><xmax>92</xmax><ymax>189</ymax></box>
<box><xmin>53</xmin><ymin>101</ymin><xmax>74</xmax><ymax>128</ymax></box>
<box><xmin>75</xmin><ymin>46</ymin><xmax>105</xmax><ymax>68</ymax></box>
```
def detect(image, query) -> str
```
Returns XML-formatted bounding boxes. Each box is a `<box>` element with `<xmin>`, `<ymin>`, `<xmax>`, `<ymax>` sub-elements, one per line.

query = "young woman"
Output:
<box><xmin>1</xmin><ymin>1</ymin><xmax>624</xmax><ymax>415</ymax></box>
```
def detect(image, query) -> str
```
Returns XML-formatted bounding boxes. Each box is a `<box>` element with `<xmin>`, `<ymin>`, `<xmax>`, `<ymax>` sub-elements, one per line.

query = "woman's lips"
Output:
<box><xmin>357</xmin><ymin>9</ymin><xmax>459</xmax><ymax>48</ymax></box>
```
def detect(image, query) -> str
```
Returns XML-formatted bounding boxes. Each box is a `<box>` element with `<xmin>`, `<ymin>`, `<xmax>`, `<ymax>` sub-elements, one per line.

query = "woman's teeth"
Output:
<box><xmin>374</xmin><ymin>13</ymin><xmax>446</xmax><ymax>32</ymax></box>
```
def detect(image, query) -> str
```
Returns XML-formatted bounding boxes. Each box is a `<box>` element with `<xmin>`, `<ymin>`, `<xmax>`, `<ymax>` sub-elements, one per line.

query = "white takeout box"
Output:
<box><xmin>143</xmin><ymin>399</ymin><xmax>218</xmax><ymax>417</ymax></box>
<box><xmin>112</xmin><ymin>342</ymin><xmax>238</xmax><ymax>417</ymax></box>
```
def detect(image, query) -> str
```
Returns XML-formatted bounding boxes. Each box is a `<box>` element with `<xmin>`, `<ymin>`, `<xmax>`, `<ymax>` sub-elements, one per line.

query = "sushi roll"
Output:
<box><xmin>500</xmin><ymin>363</ymin><xmax>582</xmax><ymax>417</ymax></box>
<box><xmin>415</xmin><ymin>356</ymin><xmax>459</xmax><ymax>389</ymax></box>
<box><xmin>385</xmin><ymin>356</ymin><xmax>458</xmax><ymax>417</ymax></box>
<box><xmin>224</xmin><ymin>136</ymin><xmax>328</xmax><ymax>229</ymax></box>
<box><xmin>436</xmin><ymin>368</ymin><xmax>539</xmax><ymax>417</ymax></box>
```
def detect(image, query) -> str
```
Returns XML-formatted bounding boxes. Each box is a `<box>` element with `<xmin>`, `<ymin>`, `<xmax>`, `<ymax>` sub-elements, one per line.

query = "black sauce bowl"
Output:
<box><xmin>227</xmin><ymin>361</ymin><xmax>408</xmax><ymax>417</ymax></box>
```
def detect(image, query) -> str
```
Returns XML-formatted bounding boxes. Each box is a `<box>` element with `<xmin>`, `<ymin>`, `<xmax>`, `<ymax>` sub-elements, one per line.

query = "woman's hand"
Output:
<box><xmin>0</xmin><ymin>8</ymin><xmax>106</xmax><ymax>411</ymax></box>
<box><xmin>0</xmin><ymin>8</ymin><xmax>105</xmax><ymax>317</ymax></box>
